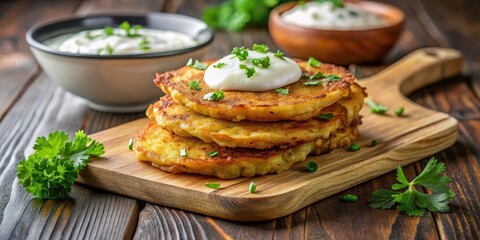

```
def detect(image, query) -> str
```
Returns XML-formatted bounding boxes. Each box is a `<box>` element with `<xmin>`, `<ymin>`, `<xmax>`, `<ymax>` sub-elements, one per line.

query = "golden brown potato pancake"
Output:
<box><xmin>155</xmin><ymin>59</ymin><xmax>355</xmax><ymax>122</ymax></box>
<box><xmin>147</xmin><ymin>83</ymin><xmax>365</xmax><ymax>149</ymax></box>
<box><xmin>134</xmin><ymin>122</ymin><xmax>359</xmax><ymax>179</ymax></box>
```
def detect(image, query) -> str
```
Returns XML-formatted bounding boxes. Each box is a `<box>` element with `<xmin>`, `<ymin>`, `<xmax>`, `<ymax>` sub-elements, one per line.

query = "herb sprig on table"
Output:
<box><xmin>369</xmin><ymin>157</ymin><xmax>455</xmax><ymax>216</ymax></box>
<box><xmin>16</xmin><ymin>131</ymin><xmax>104</xmax><ymax>199</ymax></box>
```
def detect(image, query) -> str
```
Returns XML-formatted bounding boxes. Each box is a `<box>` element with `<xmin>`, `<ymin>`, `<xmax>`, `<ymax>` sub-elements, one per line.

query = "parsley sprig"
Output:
<box><xmin>16</xmin><ymin>131</ymin><xmax>104</xmax><ymax>199</ymax></box>
<box><xmin>369</xmin><ymin>157</ymin><xmax>455</xmax><ymax>216</ymax></box>
<box><xmin>251</xmin><ymin>56</ymin><xmax>270</xmax><ymax>69</ymax></box>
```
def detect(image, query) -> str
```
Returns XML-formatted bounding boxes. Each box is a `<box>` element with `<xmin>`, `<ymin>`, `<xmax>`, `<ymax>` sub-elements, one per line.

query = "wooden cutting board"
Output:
<box><xmin>77</xmin><ymin>47</ymin><xmax>462</xmax><ymax>221</ymax></box>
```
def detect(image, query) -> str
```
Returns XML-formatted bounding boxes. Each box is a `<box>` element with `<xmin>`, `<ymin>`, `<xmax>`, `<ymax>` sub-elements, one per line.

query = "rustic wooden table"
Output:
<box><xmin>0</xmin><ymin>0</ymin><xmax>479</xmax><ymax>239</ymax></box>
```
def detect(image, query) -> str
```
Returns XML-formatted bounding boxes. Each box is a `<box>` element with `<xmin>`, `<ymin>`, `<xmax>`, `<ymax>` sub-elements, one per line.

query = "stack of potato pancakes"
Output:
<box><xmin>134</xmin><ymin>56</ymin><xmax>366</xmax><ymax>179</ymax></box>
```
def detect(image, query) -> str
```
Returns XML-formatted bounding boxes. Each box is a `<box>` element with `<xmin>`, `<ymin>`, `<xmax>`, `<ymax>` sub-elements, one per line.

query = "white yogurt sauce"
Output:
<box><xmin>281</xmin><ymin>2</ymin><xmax>387</xmax><ymax>30</ymax></box>
<box><xmin>48</xmin><ymin>28</ymin><xmax>196</xmax><ymax>55</ymax></box>
<box><xmin>204</xmin><ymin>50</ymin><xmax>302</xmax><ymax>91</ymax></box>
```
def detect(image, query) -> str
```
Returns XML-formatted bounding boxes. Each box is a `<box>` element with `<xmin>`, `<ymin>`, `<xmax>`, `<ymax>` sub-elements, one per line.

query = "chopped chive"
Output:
<box><xmin>249</xmin><ymin>182</ymin><xmax>257</xmax><ymax>193</ymax></box>
<box><xmin>213</xmin><ymin>62</ymin><xmax>226</xmax><ymax>68</ymax></box>
<box><xmin>318</xmin><ymin>113</ymin><xmax>333</xmax><ymax>120</ymax></box>
<box><xmin>303</xmin><ymin>80</ymin><xmax>323</xmax><ymax>86</ymax></box>
<box><xmin>349</xmin><ymin>143</ymin><xmax>361</xmax><ymax>152</ymax></box>
<box><xmin>208</xmin><ymin>151</ymin><xmax>218</xmax><ymax>157</ymax></box>
<box><xmin>308</xmin><ymin>57</ymin><xmax>321</xmax><ymax>67</ymax></box>
<box><xmin>252</xmin><ymin>44</ymin><xmax>269</xmax><ymax>53</ymax></box>
<box><xmin>105</xmin><ymin>44</ymin><xmax>114</xmax><ymax>55</ymax></box>
<box><xmin>104</xmin><ymin>26</ymin><xmax>114</xmax><ymax>36</ymax></box>
<box><xmin>128</xmin><ymin>138</ymin><xmax>133</xmax><ymax>150</ymax></box>
<box><xmin>275</xmin><ymin>88</ymin><xmax>289</xmax><ymax>95</ymax></box>
<box><xmin>205</xmin><ymin>183</ymin><xmax>220</xmax><ymax>189</ymax></box>
<box><xmin>189</xmin><ymin>80</ymin><xmax>202</xmax><ymax>91</ymax></box>
<box><xmin>203</xmin><ymin>90</ymin><xmax>225</xmax><ymax>101</ymax></box>
<box><xmin>340</xmin><ymin>194</ymin><xmax>358</xmax><ymax>202</ymax></box>
<box><xmin>274</xmin><ymin>50</ymin><xmax>285</xmax><ymax>59</ymax></box>
<box><xmin>306</xmin><ymin>162</ymin><xmax>318</xmax><ymax>172</ymax></box>
<box><xmin>139</xmin><ymin>37</ymin><xmax>150</xmax><ymax>50</ymax></box>
<box><xmin>366</xmin><ymin>99</ymin><xmax>388</xmax><ymax>114</ymax></box>
<box><xmin>370</xmin><ymin>139</ymin><xmax>378</xmax><ymax>147</ymax></box>
<box><xmin>395</xmin><ymin>107</ymin><xmax>405</xmax><ymax>117</ymax></box>
<box><xmin>239</xmin><ymin>64</ymin><xmax>256</xmax><ymax>78</ymax></box>
<box><xmin>180</xmin><ymin>148</ymin><xmax>188</xmax><ymax>157</ymax></box>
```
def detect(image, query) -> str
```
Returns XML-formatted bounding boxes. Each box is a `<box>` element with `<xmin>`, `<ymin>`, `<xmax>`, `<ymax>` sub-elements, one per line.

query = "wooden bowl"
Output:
<box><xmin>269</xmin><ymin>1</ymin><xmax>404</xmax><ymax>65</ymax></box>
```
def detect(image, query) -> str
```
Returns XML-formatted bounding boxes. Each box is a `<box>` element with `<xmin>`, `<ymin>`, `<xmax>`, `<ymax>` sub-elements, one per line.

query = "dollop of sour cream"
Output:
<box><xmin>281</xmin><ymin>2</ymin><xmax>387</xmax><ymax>30</ymax></box>
<box><xmin>50</xmin><ymin>28</ymin><xmax>196</xmax><ymax>55</ymax></box>
<box><xmin>204</xmin><ymin>50</ymin><xmax>302</xmax><ymax>91</ymax></box>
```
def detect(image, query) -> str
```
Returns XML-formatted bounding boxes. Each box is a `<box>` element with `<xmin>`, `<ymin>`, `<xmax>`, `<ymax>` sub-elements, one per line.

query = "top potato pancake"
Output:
<box><xmin>154</xmin><ymin>59</ymin><xmax>355</xmax><ymax>122</ymax></box>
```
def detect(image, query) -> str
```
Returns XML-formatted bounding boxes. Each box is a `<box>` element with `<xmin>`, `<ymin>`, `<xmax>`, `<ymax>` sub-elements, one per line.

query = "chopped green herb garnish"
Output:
<box><xmin>303</xmin><ymin>81</ymin><xmax>323</xmax><ymax>86</ymax></box>
<box><xmin>189</xmin><ymin>80</ymin><xmax>202</xmax><ymax>91</ymax></box>
<box><xmin>187</xmin><ymin>58</ymin><xmax>208</xmax><ymax>70</ymax></box>
<box><xmin>274</xmin><ymin>50</ymin><xmax>285</xmax><ymax>59</ymax></box>
<box><xmin>213</xmin><ymin>62</ymin><xmax>226</xmax><ymax>68</ymax></box>
<box><xmin>231</xmin><ymin>46</ymin><xmax>249</xmax><ymax>61</ymax></box>
<box><xmin>139</xmin><ymin>37</ymin><xmax>150</xmax><ymax>50</ymax></box>
<box><xmin>307</xmin><ymin>72</ymin><xmax>326</xmax><ymax>80</ymax></box>
<box><xmin>312</xmin><ymin>13</ymin><xmax>320</xmax><ymax>19</ymax></box>
<box><xmin>366</xmin><ymin>99</ymin><xmax>388</xmax><ymax>114</ymax></box>
<box><xmin>317</xmin><ymin>0</ymin><xmax>345</xmax><ymax>8</ymax></box>
<box><xmin>349</xmin><ymin>143</ymin><xmax>361</xmax><ymax>152</ymax></box>
<box><xmin>249</xmin><ymin>182</ymin><xmax>256</xmax><ymax>193</ymax></box>
<box><xmin>306</xmin><ymin>162</ymin><xmax>318</xmax><ymax>172</ymax></box>
<box><xmin>119</xmin><ymin>21</ymin><xmax>142</xmax><ymax>37</ymax></box>
<box><xmin>275</xmin><ymin>87</ymin><xmax>289</xmax><ymax>95</ymax></box>
<box><xmin>308</xmin><ymin>57</ymin><xmax>321</xmax><ymax>67</ymax></box>
<box><xmin>239</xmin><ymin>64</ymin><xmax>256</xmax><ymax>78</ymax></box>
<box><xmin>105</xmin><ymin>44</ymin><xmax>114</xmax><ymax>55</ymax></box>
<box><xmin>252</xmin><ymin>44</ymin><xmax>269</xmax><ymax>53</ymax></box>
<box><xmin>395</xmin><ymin>107</ymin><xmax>405</xmax><ymax>117</ymax></box>
<box><xmin>203</xmin><ymin>90</ymin><xmax>225</xmax><ymax>101</ymax></box>
<box><xmin>205</xmin><ymin>183</ymin><xmax>221</xmax><ymax>189</ymax></box>
<box><xmin>208</xmin><ymin>151</ymin><xmax>218</xmax><ymax>157</ymax></box>
<box><xmin>340</xmin><ymin>194</ymin><xmax>359</xmax><ymax>202</ymax></box>
<box><xmin>85</xmin><ymin>31</ymin><xmax>96</xmax><ymax>40</ymax></box>
<box><xmin>104</xmin><ymin>26</ymin><xmax>114</xmax><ymax>36</ymax></box>
<box><xmin>370</xmin><ymin>139</ymin><xmax>378</xmax><ymax>147</ymax></box>
<box><xmin>16</xmin><ymin>131</ymin><xmax>104</xmax><ymax>199</ymax></box>
<box><xmin>318</xmin><ymin>113</ymin><xmax>333</xmax><ymax>120</ymax></box>
<box><xmin>251</xmin><ymin>56</ymin><xmax>270</xmax><ymax>69</ymax></box>
<box><xmin>369</xmin><ymin>157</ymin><xmax>455</xmax><ymax>216</ymax></box>
<box><xmin>128</xmin><ymin>138</ymin><xmax>134</xmax><ymax>150</ymax></box>
<box><xmin>325</xmin><ymin>75</ymin><xmax>341</xmax><ymax>81</ymax></box>
<box><xmin>180</xmin><ymin>148</ymin><xmax>188</xmax><ymax>157</ymax></box>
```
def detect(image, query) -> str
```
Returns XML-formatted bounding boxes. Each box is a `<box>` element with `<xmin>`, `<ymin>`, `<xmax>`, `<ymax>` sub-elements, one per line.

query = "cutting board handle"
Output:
<box><xmin>362</xmin><ymin>48</ymin><xmax>463</xmax><ymax>96</ymax></box>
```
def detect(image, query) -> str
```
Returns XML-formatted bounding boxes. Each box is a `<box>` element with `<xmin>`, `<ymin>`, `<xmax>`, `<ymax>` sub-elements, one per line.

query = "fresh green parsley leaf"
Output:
<box><xmin>395</xmin><ymin>107</ymin><xmax>405</xmax><ymax>117</ymax></box>
<box><xmin>369</xmin><ymin>157</ymin><xmax>455</xmax><ymax>216</ymax></box>
<box><xmin>275</xmin><ymin>87</ymin><xmax>289</xmax><ymax>95</ymax></box>
<box><xmin>305</xmin><ymin>72</ymin><xmax>326</xmax><ymax>80</ymax></box>
<box><xmin>249</xmin><ymin>182</ymin><xmax>257</xmax><ymax>193</ymax></box>
<box><xmin>348</xmin><ymin>143</ymin><xmax>361</xmax><ymax>152</ymax></box>
<box><xmin>16</xmin><ymin>130</ymin><xmax>104</xmax><ymax>199</ymax></box>
<box><xmin>186</xmin><ymin>58</ymin><xmax>208</xmax><ymax>70</ymax></box>
<box><xmin>306</xmin><ymin>162</ymin><xmax>318</xmax><ymax>172</ymax></box>
<box><xmin>308</xmin><ymin>57</ymin><xmax>321</xmax><ymax>67</ymax></box>
<box><xmin>366</xmin><ymin>99</ymin><xmax>388</xmax><ymax>114</ymax></box>
<box><xmin>180</xmin><ymin>148</ymin><xmax>188</xmax><ymax>157</ymax></box>
<box><xmin>205</xmin><ymin>183</ymin><xmax>221</xmax><ymax>189</ymax></box>
<box><xmin>128</xmin><ymin>138</ymin><xmax>134</xmax><ymax>150</ymax></box>
<box><xmin>139</xmin><ymin>37</ymin><xmax>150</xmax><ymax>50</ymax></box>
<box><xmin>203</xmin><ymin>90</ymin><xmax>225</xmax><ymax>101</ymax></box>
<box><xmin>213</xmin><ymin>62</ymin><xmax>226</xmax><ymax>68</ymax></box>
<box><xmin>104</xmin><ymin>26</ymin><xmax>114</xmax><ymax>36</ymax></box>
<box><xmin>252</xmin><ymin>43</ymin><xmax>269</xmax><ymax>53</ymax></box>
<box><xmin>189</xmin><ymin>80</ymin><xmax>202</xmax><ymax>91</ymax></box>
<box><xmin>231</xmin><ymin>46</ymin><xmax>249</xmax><ymax>61</ymax></box>
<box><xmin>318</xmin><ymin>113</ymin><xmax>333</xmax><ymax>120</ymax></box>
<box><xmin>208</xmin><ymin>151</ymin><xmax>218</xmax><ymax>157</ymax></box>
<box><xmin>303</xmin><ymin>80</ymin><xmax>323</xmax><ymax>86</ymax></box>
<box><xmin>251</xmin><ymin>56</ymin><xmax>270</xmax><ymax>69</ymax></box>
<box><xmin>274</xmin><ymin>50</ymin><xmax>285</xmax><ymax>59</ymax></box>
<box><xmin>239</xmin><ymin>64</ymin><xmax>256</xmax><ymax>78</ymax></box>
<box><xmin>340</xmin><ymin>194</ymin><xmax>359</xmax><ymax>202</ymax></box>
<box><xmin>325</xmin><ymin>75</ymin><xmax>341</xmax><ymax>81</ymax></box>
<box><xmin>105</xmin><ymin>44</ymin><xmax>114</xmax><ymax>55</ymax></box>
<box><xmin>370</xmin><ymin>139</ymin><xmax>378</xmax><ymax>147</ymax></box>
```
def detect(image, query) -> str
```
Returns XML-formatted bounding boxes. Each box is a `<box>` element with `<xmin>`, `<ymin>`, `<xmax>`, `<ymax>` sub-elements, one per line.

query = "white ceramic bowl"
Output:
<box><xmin>26</xmin><ymin>13</ymin><xmax>213</xmax><ymax>112</ymax></box>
